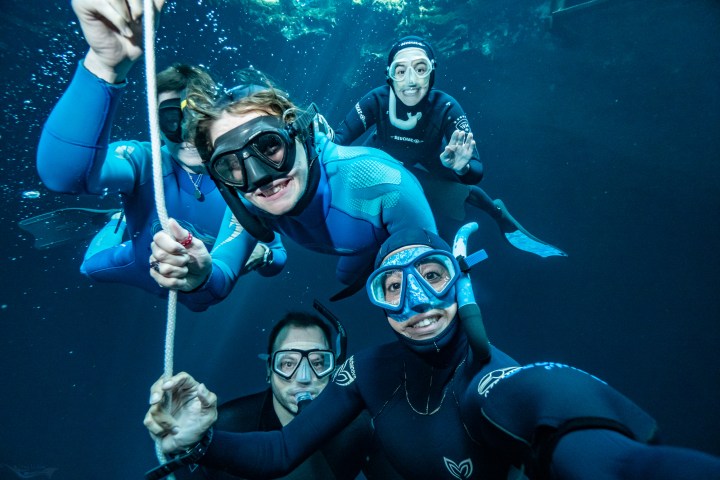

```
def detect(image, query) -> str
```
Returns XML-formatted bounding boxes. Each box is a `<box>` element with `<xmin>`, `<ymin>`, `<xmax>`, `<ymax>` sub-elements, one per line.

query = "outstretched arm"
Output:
<box><xmin>73</xmin><ymin>0</ymin><xmax>164</xmax><ymax>83</ymax></box>
<box><xmin>149</xmin><ymin>209</ymin><xmax>265</xmax><ymax>309</ymax></box>
<box><xmin>144</xmin><ymin>366</ymin><xmax>366</xmax><ymax>478</ymax></box>
<box><xmin>37</xmin><ymin>0</ymin><xmax>165</xmax><ymax>194</ymax></box>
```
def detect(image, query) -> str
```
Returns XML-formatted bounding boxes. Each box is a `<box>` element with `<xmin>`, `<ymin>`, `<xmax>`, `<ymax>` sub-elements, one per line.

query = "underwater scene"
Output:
<box><xmin>1</xmin><ymin>0</ymin><xmax>719</xmax><ymax>478</ymax></box>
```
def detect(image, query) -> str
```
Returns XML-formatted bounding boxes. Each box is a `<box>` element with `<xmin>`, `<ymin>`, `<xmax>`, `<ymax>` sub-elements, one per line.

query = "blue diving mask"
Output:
<box><xmin>366</xmin><ymin>246</ymin><xmax>459</xmax><ymax>322</ymax></box>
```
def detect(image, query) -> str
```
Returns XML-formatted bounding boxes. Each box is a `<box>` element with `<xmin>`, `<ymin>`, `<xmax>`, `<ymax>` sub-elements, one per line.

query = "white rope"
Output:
<box><xmin>143</xmin><ymin>0</ymin><xmax>177</xmax><ymax>473</ymax></box>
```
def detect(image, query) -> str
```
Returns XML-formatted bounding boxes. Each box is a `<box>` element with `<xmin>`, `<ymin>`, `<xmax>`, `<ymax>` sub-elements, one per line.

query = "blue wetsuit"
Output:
<box><xmin>195</xmin><ymin>319</ymin><xmax>720</xmax><ymax>479</ymax></box>
<box><xmin>36</xmin><ymin>63</ymin><xmax>286</xmax><ymax>312</ymax></box>
<box><xmin>334</xmin><ymin>85</ymin><xmax>484</xmax><ymax>185</ymax></box>
<box><xmin>191</xmin><ymin>133</ymin><xmax>437</xmax><ymax>302</ymax></box>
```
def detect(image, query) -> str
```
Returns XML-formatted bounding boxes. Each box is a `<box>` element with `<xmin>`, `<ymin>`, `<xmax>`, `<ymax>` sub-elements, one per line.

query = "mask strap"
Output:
<box><xmin>287</xmin><ymin>103</ymin><xmax>319</xmax><ymax>138</ymax></box>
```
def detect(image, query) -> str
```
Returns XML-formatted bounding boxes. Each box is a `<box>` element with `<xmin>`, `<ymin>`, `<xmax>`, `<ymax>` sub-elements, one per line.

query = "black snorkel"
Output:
<box><xmin>295</xmin><ymin>299</ymin><xmax>347</xmax><ymax>414</ymax></box>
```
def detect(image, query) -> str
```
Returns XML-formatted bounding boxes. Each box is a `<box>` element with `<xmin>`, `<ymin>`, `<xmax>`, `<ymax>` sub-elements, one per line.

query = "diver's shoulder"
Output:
<box><xmin>428</xmin><ymin>89</ymin><xmax>460</xmax><ymax>106</ymax></box>
<box><xmin>352</xmin><ymin>341</ymin><xmax>403</xmax><ymax>365</ymax></box>
<box><xmin>322</xmin><ymin>139</ymin><xmax>402</xmax><ymax>167</ymax></box>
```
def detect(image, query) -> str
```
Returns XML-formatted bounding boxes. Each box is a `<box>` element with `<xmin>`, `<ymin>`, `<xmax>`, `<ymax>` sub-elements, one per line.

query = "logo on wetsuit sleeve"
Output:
<box><xmin>332</xmin><ymin>356</ymin><xmax>356</xmax><ymax>386</ymax></box>
<box><xmin>454</xmin><ymin>115</ymin><xmax>470</xmax><ymax>133</ymax></box>
<box><xmin>444</xmin><ymin>457</ymin><xmax>473</xmax><ymax>479</ymax></box>
<box><xmin>477</xmin><ymin>367</ymin><xmax>521</xmax><ymax>398</ymax></box>
<box><xmin>355</xmin><ymin>103</ymin><xmax>367</xmax><ymax>130</ymax></box>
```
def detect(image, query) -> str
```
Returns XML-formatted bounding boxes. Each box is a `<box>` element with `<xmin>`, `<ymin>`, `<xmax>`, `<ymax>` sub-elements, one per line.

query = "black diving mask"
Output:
<box><xmin>158</xmin><ymin>97</ymin><xmax>185</xmax><ymax>144</ymax></box>
<box><xmin>207</xmin><ymin>115</ymin><xmax>297</xmax><ymax>193</ymax></box>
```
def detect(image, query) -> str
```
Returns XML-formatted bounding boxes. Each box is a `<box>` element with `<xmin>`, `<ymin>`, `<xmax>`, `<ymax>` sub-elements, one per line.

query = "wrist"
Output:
<box><xmin>145</xmin><ymin>428</ymin><xmax>214</xmax><ymax>480</ymax></box>
<box><xmin>185</xmin><ymin>268</ymin><xmax>213</xmax><ymax>293</ymax></box>
<box><xmin>84</xmin><ymin>50</ymin><xmax>133</xmax><ymax>84</ymax></box>
<box><xmin>455</xmin><ymin>163</ymin><xmax>471</xmax><ymax>175</ymax></box>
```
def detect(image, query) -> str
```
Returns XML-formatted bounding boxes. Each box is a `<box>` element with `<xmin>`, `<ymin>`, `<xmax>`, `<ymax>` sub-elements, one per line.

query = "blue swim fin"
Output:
<box><xmin>493</xmin><ymin>200</ymin><xmax>567</xmax><ymax>258</ymax></box>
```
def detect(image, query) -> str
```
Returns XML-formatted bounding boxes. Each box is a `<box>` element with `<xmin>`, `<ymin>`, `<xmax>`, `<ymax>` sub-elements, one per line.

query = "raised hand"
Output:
<box><xmin>440</xmin><ymin>130</ymin><xmax>476</xmax><ymax>174</ymax></box>
<box><xmin>71</xmin><ymin>0</ymin><xmax>165</xmax><ymax>82</ymax></box>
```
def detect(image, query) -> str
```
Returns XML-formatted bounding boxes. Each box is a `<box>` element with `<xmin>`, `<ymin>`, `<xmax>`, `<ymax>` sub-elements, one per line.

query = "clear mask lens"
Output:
<box><xmin>272</xmin><ymin>349</ymin><xmax>335</xmax><ymax>379</ymax></box>
<box><xmin>368</xmin><ymin>252</ymin><xmax>457</xmax><ymax>310</ymax></box>
<box><xmin>389</xmin><ymin>59</ymin><xmax>433</xmax><ymax>82</ymax></box>
<box><xmin>213</xmin><ymin>152</ymin><xmax>245</xmax><ymax>186</ymax></box>
<box><xmin>252</xmin><ymin>132</ymin><xmax>286</xmax><ymax>166</ymax></box>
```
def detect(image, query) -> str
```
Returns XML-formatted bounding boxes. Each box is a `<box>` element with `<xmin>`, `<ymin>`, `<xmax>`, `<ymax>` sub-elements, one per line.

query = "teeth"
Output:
<box><xmin>413</xmin><ymin>317</ymin><xmax>438</xmax><ymax>328</ymax></box>
<box><xmin>261</xmin><ymin>184</ymin><xmax>284</xmax><ymax>196</ymax></box>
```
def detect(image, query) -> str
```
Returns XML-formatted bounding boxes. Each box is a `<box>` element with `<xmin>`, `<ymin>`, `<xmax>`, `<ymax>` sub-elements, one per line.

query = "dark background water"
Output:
<box><xmin>1</xmin><ymin>0</ymin><xmax>718</xmax><ymax>477</ymax></box>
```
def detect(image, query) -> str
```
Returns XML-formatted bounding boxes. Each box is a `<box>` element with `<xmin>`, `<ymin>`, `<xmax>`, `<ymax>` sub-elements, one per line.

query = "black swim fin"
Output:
<box><xmin>493</xmin><ymin>199</ymin><xmax>567</xmax><ymax>258</ymax></box>
<box><xmin>18</xmin><ymin>207</ymin><xmax>122</xmax><ymax>249</ymax></box>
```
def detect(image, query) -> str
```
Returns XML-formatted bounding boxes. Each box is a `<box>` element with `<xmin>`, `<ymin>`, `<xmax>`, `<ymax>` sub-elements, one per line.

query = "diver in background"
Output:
<box><xmin>174</xmin><ymin>309</ymin><xmax>400</xmax><ymax>479</ymax></box>
<box><xmin>36</xmin><ymin>0</ymin><xmax>286</xmax><ymax>312</ymax></box>
<box><xmin>334</xmin><ymin>36</ymin><xmax>566</xmax><ymax>258</ymax></box>
<box><xmin>145</xmin><ymin>227</ymin><xmax>720</xmax><ymax>479</ymax></box>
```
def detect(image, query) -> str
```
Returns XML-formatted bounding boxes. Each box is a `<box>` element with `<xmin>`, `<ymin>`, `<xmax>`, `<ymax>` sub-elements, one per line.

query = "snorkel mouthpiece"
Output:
<box><xmin>295</xmin><ymin>391</ymin><xmax>313</xmax><ymax>413</ymax></box>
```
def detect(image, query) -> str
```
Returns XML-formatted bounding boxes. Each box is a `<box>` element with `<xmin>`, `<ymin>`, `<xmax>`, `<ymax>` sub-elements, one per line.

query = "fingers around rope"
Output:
<box><xmin>196</xmin><ymin>383</ymin><xmax>217</xmax><ymax>409</ymax></box>
<box><xmin>86</xmin><ymin>0</ymin><xmax>134</xmax><ymax>37</ymax></box>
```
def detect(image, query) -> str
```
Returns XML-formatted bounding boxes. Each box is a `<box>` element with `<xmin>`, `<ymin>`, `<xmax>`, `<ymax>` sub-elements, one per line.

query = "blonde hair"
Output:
<box><xmin>185</xmin><ymin>84</ymin><xmax>304</xmax><ymax>161</ymax></box>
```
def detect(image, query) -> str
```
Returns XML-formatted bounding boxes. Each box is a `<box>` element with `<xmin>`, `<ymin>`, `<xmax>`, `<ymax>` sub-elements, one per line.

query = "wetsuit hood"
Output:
<box><xmin>285</xmin><ymin>144</ymin><xmax>321</xmax><ymax>217</ymax></box>
<box><xmin>386</xmin><ymin>35</ymin><xmax>437</xmax><ymax>91</ymax></box>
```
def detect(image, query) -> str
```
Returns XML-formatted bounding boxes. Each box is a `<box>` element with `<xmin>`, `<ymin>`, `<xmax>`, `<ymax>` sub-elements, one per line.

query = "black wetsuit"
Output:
<box><xmin>197</xmin><ymin>320</ymin><xmax>720</xmax><ymax>479</ymax></box>
<box><xmin>334</xmin><ymin>85</ymin><xmax>484</xmax><ymax>185</ymax></box>
<box><xmin>176</xmin><ymin>389</ymin><xmax>399</xmax><ymax>479</ymax></box>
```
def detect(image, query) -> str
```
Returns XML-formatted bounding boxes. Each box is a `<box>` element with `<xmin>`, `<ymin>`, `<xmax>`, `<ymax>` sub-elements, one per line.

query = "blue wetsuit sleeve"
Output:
<box><xmin>386</xmin><ymin>169</ymin><xmax>438</xmax><ymax>235</ymax></box>
<box><xmin>178</xmin><ymin>207</ymin><xmax>261</xmax><ymax>309</ymax></box>
<box><xmin>37</xmin><ymin>61</ymin><xmax>137</xmax><ymax>195</ymax></box>
<box><xmin>256</xmin><ymin>234</ymin><xmax>287</xmax><ymax>277</ymax></box>
<box><xmin>334</xmin><ymin>88</ymin><xmax>382</xmax><ymax>146</ymax></box>
<box><xmin>200</xmin><ymin>370</ymin><xmax>365</xmax><ymax>477</ymax></box>
<box><xmin>442</xmin><ymin>96</ymin><xmax>484</xmax><ymax>184</ymax></box>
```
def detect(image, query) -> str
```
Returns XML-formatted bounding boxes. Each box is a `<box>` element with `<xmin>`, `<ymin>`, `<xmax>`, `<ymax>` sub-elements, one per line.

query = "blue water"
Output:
<box><xmin>1</xmin><ymin>1</ymin><xmax>718</xmax><ymax>478</ymax></box>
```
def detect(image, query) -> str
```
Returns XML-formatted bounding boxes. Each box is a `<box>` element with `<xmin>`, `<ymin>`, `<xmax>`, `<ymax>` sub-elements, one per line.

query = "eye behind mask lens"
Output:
<box><xmin>252</xmin><ymin>132</ymin><xmax>286</xmax><ymax>166</ymax></box>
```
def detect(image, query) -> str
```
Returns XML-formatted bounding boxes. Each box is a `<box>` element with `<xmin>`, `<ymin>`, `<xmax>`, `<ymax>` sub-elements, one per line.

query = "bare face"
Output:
<box><xmin>391</xmin><ymin>48</ymin><xmax>431</xmax><ymax>107</ymax></box>
<box><xmin>382</xmin><ymin>245</ymin><xmax>457</xmax><ymax>341</ymax></box>
<box><xmin>209</xmin><ymin>111</ymin><xmax>309</xmax><ymax>216</ymax></box>
<box><xmin>158</xmin><ymin>90</ymin><xmax>203</xmax><ymax>172</ymax></box>
<box><xmin>269</xmin><ymin>325</ymin><xmax>331</xmax><ymax>425</ymax></box>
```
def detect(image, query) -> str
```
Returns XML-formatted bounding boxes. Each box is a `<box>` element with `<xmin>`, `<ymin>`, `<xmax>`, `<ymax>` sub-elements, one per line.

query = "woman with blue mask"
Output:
<box><xmin>144</xmin><ymin>228</ymin><xmax>720</xmax><ymax>480</ymax></box>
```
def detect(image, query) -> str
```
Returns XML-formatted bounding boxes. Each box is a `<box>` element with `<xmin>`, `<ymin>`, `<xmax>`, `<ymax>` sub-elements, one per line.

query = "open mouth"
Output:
<box><xmin>407</xmin><ymin>313</ymin><xmax>441</xmax><ymax>331</ymax></box>
<box><xmin>257</xmin><ymin>178</ymin><xmax>291</xmax><ymax>198</ymax></box>
<box><xmin>402</xmin><ymin>87</ymin><xmax>420</xmax><ymax>95</ymax></box>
